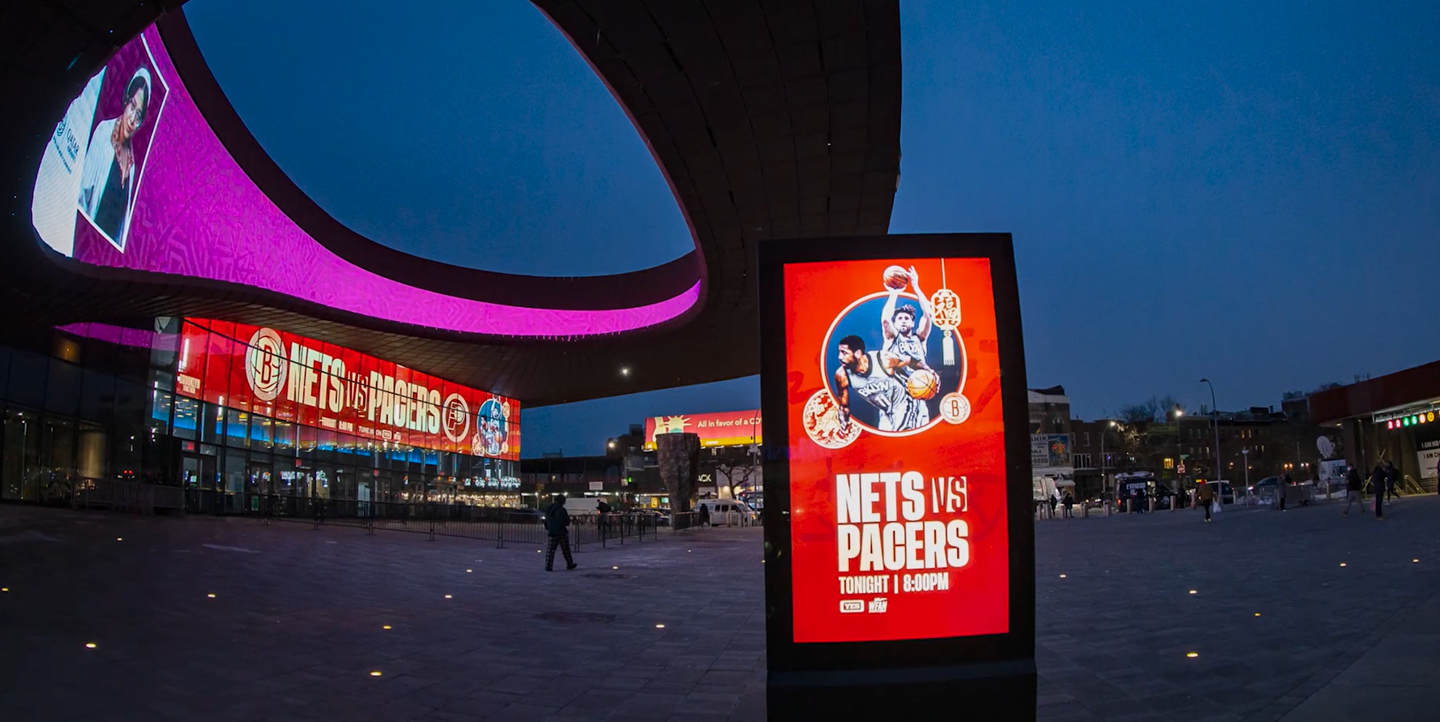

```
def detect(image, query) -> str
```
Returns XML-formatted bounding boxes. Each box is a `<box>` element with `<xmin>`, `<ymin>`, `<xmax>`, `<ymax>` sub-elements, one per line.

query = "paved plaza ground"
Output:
<box><xmin>1</xmin><ymin>496</ymin><xmax>1437</xmax><ymax>721</ymax></box>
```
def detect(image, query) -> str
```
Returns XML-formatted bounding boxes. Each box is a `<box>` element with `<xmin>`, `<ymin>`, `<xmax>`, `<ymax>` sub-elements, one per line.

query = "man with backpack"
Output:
<box><xmin>1369</xmin><ymin>463</ymin><xmax>1387</xmax><ymax>519</ymax></box>
<box><xmin>544</xmin><ymin>494</ymin><xmax>578</xmax><ymax>572</ymax></box>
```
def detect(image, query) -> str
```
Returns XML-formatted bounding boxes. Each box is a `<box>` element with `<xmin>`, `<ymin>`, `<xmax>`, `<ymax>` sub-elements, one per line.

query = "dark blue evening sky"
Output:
<box><xmin>188</xmin><ymin>0</ymin><xmax>1440</xmax><ymax>457</ymax></box>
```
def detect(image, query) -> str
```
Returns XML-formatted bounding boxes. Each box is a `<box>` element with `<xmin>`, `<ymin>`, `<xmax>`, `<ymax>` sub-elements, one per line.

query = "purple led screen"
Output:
<box><xmin>31</xmin><ymin>25</ymin><xmax>699</xmax><ymax>338</ymax></box>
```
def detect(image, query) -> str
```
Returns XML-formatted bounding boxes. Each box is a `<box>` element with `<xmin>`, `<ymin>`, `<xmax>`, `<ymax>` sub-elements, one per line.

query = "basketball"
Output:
<box><xmin>882</xmin><ymin>265</ymin><xmax>909</xmax><ymax>290</ymax></box>
<box><xmin>906</xmin><ymin>368</ymin><xmax>940</xmax><ymax>400</ymax></box>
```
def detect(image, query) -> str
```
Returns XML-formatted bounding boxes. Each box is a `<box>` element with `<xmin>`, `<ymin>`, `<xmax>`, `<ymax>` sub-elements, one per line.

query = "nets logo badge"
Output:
<box><xmin>441</xmin><ymin>393</ymin><xmax>470</xmax><ymax>443</ymax></box>
<box><xmin>839</xmin><ymin>599</ymin><xmax>864</xmax><ymax>614</ymax></box>
<box><xmin>868</xmin><ymin>598</ymin><xmax>888</xmax><ymax>614</ymax></box>
<box><xmin>245</xmin><ymin>328</ymin><xmax>287</xmax><ymax>402</ymax></box>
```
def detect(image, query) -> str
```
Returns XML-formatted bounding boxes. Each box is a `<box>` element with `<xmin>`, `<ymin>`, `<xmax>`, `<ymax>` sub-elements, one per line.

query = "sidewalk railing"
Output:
<box><xmin>179</xmin><ymin>492</ymin><xmax>714</xmax><ymax>549</ymax></box>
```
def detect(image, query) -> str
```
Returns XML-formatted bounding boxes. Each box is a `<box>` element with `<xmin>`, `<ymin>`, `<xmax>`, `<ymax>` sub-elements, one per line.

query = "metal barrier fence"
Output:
<box><xmin>177</xmin><ymin>492</ymin><xmax>713</xmax><ymax>548</ymax></box>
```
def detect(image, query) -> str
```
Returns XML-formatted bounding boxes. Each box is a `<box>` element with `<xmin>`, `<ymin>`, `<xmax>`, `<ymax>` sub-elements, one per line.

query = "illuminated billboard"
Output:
<box><xmin>30</xmin><ymin>23</ymin><xmax>697</xmax><ymax>338</ymax></box>
<box><xmin>777</xmin><ymin>257</ymin><xmax>1010</xmax><ymax>642</ymax></box>
<box><xmin>758</xmin><ymin>234</ymin><xmax>1035</xmax><ymax>693</ymax></box>
<box><xmin>643</xmin><ymin>410</ymin><xmax>762</xmax><ymax>450</ymax></box>
<box><xmin>177</xmin><ymin>319</ymin><xmax>519</xmax><ymax>461</ymax></box>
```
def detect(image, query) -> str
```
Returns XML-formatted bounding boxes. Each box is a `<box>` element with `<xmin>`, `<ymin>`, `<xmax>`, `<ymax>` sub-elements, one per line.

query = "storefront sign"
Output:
<box><xmin>1419</xmin><ymin>442</ymin><xmax>1439</xmax><ymax>481</ymax></box>
<box><xmin>644</xmin><ymin>410</ymin><xmax>762</xmax><ymax>450</ymax></box>
<box><xmin>175</xmin><ymin>319</ymin><xmax>520</xmax><ymax>460</ymax></box>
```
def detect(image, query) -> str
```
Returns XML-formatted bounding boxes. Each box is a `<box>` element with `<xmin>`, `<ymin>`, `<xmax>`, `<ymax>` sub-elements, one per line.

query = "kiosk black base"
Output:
<box><xmin>768</xmin><ymin>664</ymin><xmax>1037</xmax><ymax>721</ymax></box>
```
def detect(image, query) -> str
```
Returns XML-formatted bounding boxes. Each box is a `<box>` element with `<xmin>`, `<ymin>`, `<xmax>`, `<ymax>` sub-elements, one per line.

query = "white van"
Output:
<box><xmin>563</xmin><ymin>496</ymin><xmax>605</xmax><ymax>516</ymax></box>
<box><xmin>696</xmin><ymin>499</ymin><xmax>757</xmax><ymax>527</ymax></box>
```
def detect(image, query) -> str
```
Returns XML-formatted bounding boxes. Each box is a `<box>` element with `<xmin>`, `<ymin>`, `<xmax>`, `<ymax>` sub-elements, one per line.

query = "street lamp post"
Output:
<box><xmin>1172</xmin><ymin>408</ymin><xmax>1185</xmax><ymax>493</ymax></box>
<box><xmin>1242</xmin><ymin>448</ymin><xmax>1250</xmax><ymax>498</ymax></box>
<box><xmin>1100</xmin><ymin>420</ymin><xmax>1120</xmax><ymax>514</ymax></box>
<box><xmin>1200</xmin><ymin>379</ymin><xmax>1226</xmax><ymax>504</ymax></box>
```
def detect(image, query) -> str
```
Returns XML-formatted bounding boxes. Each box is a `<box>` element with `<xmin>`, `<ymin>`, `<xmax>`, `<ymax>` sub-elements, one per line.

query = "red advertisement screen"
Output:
<box><xmin>175</xmin><ymin>319</ymin><xmax>520</xmax><ymax>461</ymax></box>
<box><xmin>783</xmin><ymin>258</ymin><xmax>1008</xmax><ymax>643</ymax></box>
<box><xmin>643</xmin><ymin>410</ymin><xmax>762</xmax><ymax>450</ymax></box>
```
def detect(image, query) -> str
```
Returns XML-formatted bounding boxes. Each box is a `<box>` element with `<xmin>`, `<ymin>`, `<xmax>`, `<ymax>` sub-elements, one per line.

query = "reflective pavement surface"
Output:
<box><xmin>2</xmin><ymin>495</ymin><xmax>1437</xmax><ymax>721</ymax></box>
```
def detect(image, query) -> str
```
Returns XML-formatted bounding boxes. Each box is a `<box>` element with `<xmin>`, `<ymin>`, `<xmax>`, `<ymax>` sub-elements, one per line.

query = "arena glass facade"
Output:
<box><xmin>0</xmin><ymin>319</ymin><xmax>523</xmax><ymax>513</ymax></box>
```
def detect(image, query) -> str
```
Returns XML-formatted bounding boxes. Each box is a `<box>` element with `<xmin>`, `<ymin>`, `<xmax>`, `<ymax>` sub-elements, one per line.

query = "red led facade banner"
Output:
<box><xmin>175</xmin><ymin>319</ymin><xmax>520</xmax><ymax>460</ymax></box>
<box><xmin>643</xmin><ymin>410</ymin><xmax>763</xmax><ymax>450</ymax></box>
<box><xmin>782</xmin><ymin>258</ymin><xmax>1008</xmax><ymax>643</ymax></box>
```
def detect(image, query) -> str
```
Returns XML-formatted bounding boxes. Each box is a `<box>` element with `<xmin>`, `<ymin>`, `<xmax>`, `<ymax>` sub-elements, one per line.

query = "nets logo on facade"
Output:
<box><xmin>245</xmin><ymin>328</ymin><xmax>287</xmax><ymax>402</ymax></box>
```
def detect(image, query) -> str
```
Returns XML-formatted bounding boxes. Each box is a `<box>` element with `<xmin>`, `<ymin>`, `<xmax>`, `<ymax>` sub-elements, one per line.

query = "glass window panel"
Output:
<box><xmin>79</xmin><ymin>369</ymin><xmax>115</xmax><ymax>423</ymax></box>
<box><xmin>251</xmin><ymin>414</ymin><xmax>273</xmax><ymax>450</ymax></box>
<box><xmin>225</xmin><ymin>408</ymin><xmax>250</xmax><ymax>450</ymax></box>
<box><xmin>172</xmin><ymin>396</ymin><xmax>199</xmax><ymax>441</ymax></box>
<box><xmin>8</xmin><ymin>351</ymin><xmax>49</xmax><ymax>408</ymax></box>
<box><xmin>3</xmin><ymin>409</ymin><xmax>41</xmax><ymax>501</ymax></box>
<box><xmin>77</xmin><ymin>421</ymin><xmax>107</xmax><ymax>480</ymax></box>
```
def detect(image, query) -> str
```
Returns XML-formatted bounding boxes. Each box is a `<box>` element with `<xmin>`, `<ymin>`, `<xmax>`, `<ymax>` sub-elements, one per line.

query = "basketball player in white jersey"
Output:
<box><xmin>881</xmin><ymin>266</ymin><xmax>935</xmax><ymax>380</ymax></box>
<box><xmin>833</xmin><ymin>335</ymin><xmax>926</xmax><ymax>432</ymax></box>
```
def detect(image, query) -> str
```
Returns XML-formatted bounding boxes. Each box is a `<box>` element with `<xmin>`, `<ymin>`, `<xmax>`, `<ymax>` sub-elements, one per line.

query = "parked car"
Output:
<box><xmin>695</xmin><ymin>499</ymin><xmax>758</xmax><ymax>526</ymax></box>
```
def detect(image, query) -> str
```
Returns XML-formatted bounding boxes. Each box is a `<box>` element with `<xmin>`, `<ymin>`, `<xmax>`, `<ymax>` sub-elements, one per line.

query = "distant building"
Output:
<box><xmin>1028</xmin><ymin>386</ymin><xmax>1074</xmax><ymax>500</ymax></box>
<box><xmin>1311</xmin><ymin>360</ymin><xmax>1440</xmax><ymax>493</ymax></box>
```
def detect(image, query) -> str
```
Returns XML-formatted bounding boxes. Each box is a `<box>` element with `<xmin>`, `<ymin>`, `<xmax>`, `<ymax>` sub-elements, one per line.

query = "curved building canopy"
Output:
<box><xmin>1</xmin><ymin>0</ymin><xmax>900</xmax><ymax>405</ymax></box>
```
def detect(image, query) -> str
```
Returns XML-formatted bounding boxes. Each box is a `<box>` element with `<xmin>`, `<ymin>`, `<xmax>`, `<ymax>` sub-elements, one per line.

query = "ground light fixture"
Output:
<box><xmin>466</xmin><ymin>569</ymin><xmax>472</xmax><ymax>573</ymax></box>
<box><xmin>1255</xmin><ymin>613</ymin><xmax>1262</xmax><ymax>617</ymax></box>
<box><xmin>382</xmin><ymin>625</ymin><xmax>391</xmax><ymax>630</ymax></box>
<box><xmin>655</xmin><ymin>624</ymin><xmax>665</xmax><ymax>629</ymax></box>
<box><xmin>621</xmin><ymin>367</ymin><xmax>630</xmax><ymax>377</ymax></box>
<box><xmin>206</xmin><ymin>593</ymin><xmax>216</xmax><ymax>598</ymax></box>
<box><xmin>444</xmin><ymin>594</ymin><xmax>452</xmax><ymax>599</ymax></box>
<box><xmin>369</xmin><ymin>671</ymin><xmax>382</xmax><ymax>677</ymax></box>
<box><xmin>1189</xmin><ymin>590</ymin><xmax>1197</xmax><ymax>595</ymax></box>
<box><xmin>1340</xmin><ymin>563</ymin><xmax>1347</xmax><ymax>567</ymax></box>
<box><xmin>1186</xmin><ymin>652</ymin><xmax>1199</xmax><ymax>658</ymax></box>
<box><xmin>116</xmin><ymin>537</ymin><xmax>122</xmax><ymax>541</ymax></box>
<box><xmin>1059</xmin><ymin>574</ymin><xmax>1067</xmax><ymax>578</ymax></box>
<box><xmin>85</xmin><ymin>643</ymin><xmax>97</xmax><ymax>649</ymax></box>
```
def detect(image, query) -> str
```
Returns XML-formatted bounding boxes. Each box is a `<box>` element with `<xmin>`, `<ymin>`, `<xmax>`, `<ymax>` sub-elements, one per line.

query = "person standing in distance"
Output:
<box><xmin>543</xmin><ymin>494</ymin><xmax>578</xmax><ymax>571</ymax></box>
<box><xmin>1369</xmin><ymin>463</ymin><xmax>1387</xmax><ymax>519</ymax></box>
<box><xmin>1342</xmin><ymin>466</ymin><xmax>1367</xmax><ymax>517</ymax></box>
<box><xmin>1197</xmin><ymin>481</ymin><xmax>1214</xmax><ymax>523</ymax></box>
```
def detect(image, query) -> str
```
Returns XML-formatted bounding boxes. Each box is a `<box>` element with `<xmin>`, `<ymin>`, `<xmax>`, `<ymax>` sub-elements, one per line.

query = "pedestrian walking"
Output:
<box><xmin>1384</xmin><ymin>461</ymin><xmax>1399</xmax><ymax>502</ymax></box>
<box><xmin>1342</xmin><ymin>466</ymin><xmax>1367</xmax><ymax>517</ymax></box>
<box><xmin>698</xmin><ymin>502</ymin><xmax>711</xmax><ymax>528</ymax></box>
<box><xmin>1061</xmin><ymin>490</ymin><xmax>1074</xmax><ymax>518</ymax></box>
<box><xmin>1048</xmin><ymin>493</ymin><xmax>1059</xmax><ymax>519</ymax></box>
<box><xmin>543</xmin><ymin>494</ymin><xmax>578</xmax><ymax>572</ymax></box>
<box><xmin>1197</xmin><ymin>481</ymin><xmax>1214</xmax><ymax>523</ymax></box>
<box><xmin>1369</xmin><ymin>463</ymin><xmax>1386</xmax><ymax>519</ymax></box>
<box><xmin>1279</xmin><ymin>473</ymin><xmax>1291</xmax><ymax>511</ymax></box>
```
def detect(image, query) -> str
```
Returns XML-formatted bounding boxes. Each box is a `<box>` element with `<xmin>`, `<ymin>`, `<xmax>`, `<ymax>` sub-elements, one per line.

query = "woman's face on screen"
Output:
<box><xmin>120</xmin><ymin>88</ymin><xmax>146</xmax><ymax>139</ymax></box>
